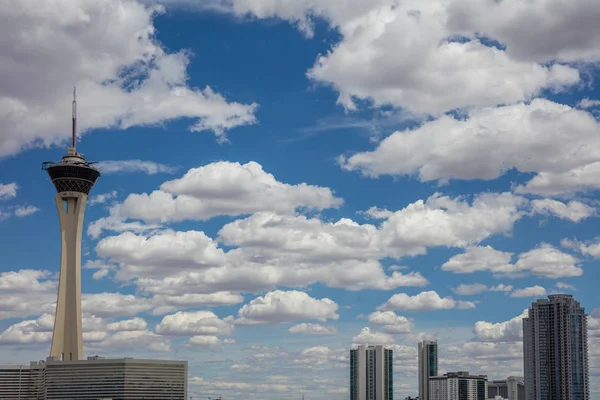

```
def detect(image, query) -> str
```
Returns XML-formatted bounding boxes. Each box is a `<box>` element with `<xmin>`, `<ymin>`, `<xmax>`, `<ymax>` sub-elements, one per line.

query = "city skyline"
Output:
<box><xmin>1</xmin><ymin>0</ymin><xmax>600</xmax><ymax>399</ymax></box>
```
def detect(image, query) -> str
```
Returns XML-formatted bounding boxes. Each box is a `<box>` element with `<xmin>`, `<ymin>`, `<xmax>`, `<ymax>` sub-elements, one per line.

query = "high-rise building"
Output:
<box><xmin>487</xmin><ymin>376</ymin><xmax>525</xmax><ymax>400</ymax></box>
<box><xmin>42</xmin><ymin>88</ymin><xmax>100</xmax><ymax>361</ymax></box>
<box><xmin>523</xmin><ymin>294</ymin><xmax>589</xmax><ymax>400</ymax></box>
<box><xmin>429</xmin><ymin>371</ymin><xmax>487</xmax><ymax>400</ymax></box>
<box><xmin>350</xmin><ymin>345</ymin><xmax>393</xmax><ymax>400</ymax></box>
<box><xmin>418</xmin><ymin>340</ymin><xmax>438</xmax><ymax>400</ymax></box>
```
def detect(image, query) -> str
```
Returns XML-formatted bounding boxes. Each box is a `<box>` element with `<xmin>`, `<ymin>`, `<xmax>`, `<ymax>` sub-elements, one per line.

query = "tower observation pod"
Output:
<box><xmin>41</xmin><ymin>88</ymin><xmax>100</xmax><ymax>361</ymax></box>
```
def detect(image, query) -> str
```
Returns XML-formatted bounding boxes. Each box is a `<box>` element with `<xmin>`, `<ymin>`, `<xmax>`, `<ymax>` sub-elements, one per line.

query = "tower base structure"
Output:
<box><xmin>50</xmin><ymin>192</ymin><xmax>87</xmax><ymax>361</ymax></box>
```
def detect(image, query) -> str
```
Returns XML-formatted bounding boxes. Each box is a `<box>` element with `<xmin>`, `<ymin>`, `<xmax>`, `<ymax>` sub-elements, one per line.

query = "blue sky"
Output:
<box><xmin>1</xmin><ymin>0</ymin><xmax>600</xmax><ymax>399</ymax></box>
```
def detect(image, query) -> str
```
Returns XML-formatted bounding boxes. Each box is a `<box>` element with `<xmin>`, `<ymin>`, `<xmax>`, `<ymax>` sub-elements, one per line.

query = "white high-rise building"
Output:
<box><xmin>523</xmin><ymin>294</ymin><xmax>589</xmax><ymax>400</ymax></box>
<box><xmin>350</xmin><ymin>345</ymin><xmax>393</xmax><ymax>400</ymax></box>
<box><xmin>418</xmin><ymin>340</ymin><xmax>438</xmax><ymax>400</ymax></box>
<box><xmin>429</xmin><ymin>371</ymin><xmax>487</xmax><ymax>400</ymax></box>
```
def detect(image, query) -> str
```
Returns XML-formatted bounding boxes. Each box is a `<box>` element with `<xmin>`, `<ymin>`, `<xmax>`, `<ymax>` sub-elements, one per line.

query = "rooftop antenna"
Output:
<box><xmin>72</xmin><ymin>86</ymin><xmax>77</xmax><ymax>150</ymax></box>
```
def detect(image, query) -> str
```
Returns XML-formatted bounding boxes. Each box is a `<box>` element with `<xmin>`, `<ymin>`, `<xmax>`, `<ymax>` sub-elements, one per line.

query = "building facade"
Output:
<box><xmin>523</xmin><ymin>294</ymin><xmax>589</xmax><ymax>400</ymax></box>
<box><xmin>487</xmin><ymin>376</ymin><xmax>524</xmax><ymax>400</ymax></box>
<box><xmin>0</xmin><ymin>357</ymin><xmax>188</xmax><ymax>400</ymax></box>
<box><xmin>350</xmin><ymin>345</ymin><xmax>393</xmax><ymax>400</ymax></box>
<box><xmin>429</xmin><ymin>372</ymin><xmax>487</xmax><ymax>400</ymax></box>
<box><xmin>418</xmin><ymin>340</ymin><xmax>438</xmax><ymax>400</ymax></box>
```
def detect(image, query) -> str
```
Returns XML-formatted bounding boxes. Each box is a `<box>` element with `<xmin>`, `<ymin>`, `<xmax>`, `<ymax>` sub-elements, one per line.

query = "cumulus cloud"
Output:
<box><xmin>89</xmin><ymin>191</ymin><xmax>118</xmax><ymax>206</ymax></box>
<box><xmin>97</xmin><ymin>160</ymin><xmax>175</xmax><ymax>175</ymax></box>
<box><xmin>0</xmin><ymin>0</ymin><xmax>257</xmax><ymax>157</ymax></box>
<box><xmin>367</xmin><ymin>311</ymin><xmax>412</xmax><ymax>334</ymax></box>
<box><xmin>442</xmin><ymin>244</ymin><xmax>582</xmax><ymax>278</ymax></box>
<box><xmin>226</xmin><ymin>0</ymin><xmax>580</xmax><ymax>115</ymax></box>
<box><xmin>89</xmin><ymin>161</ymin><xmax>342</xmax><ymax>236</ymax></box>
<box><xmin>341</xmin><ymin>101</ymin><xmax>600</xmax><ymax>196</ymax></box>
<box><xmin>289</xmin><ymin>323</ymin><xmax>337</xmax><ymax>335</ymax></box>
<box><xmin>510</xmin><ymin>286</ymin><xmax>547</xmax><ymax>298</ymax></box>
<box><xmin>0</xmin><ymin>183</ymin><xmax>18</xmax><ymax>200</ymax></box>
<box><xmin>452</xmin><ymin>283</ymin><xmax>490</xmax><ymax>296</ymax></box>
<box><xmin>106</xmin><ymin>317</ymin><xmax>148</xmax><ymax>332</ymax></box>
<box><xmin>236</xmin><ymin>290</ymin><xmax>339</xmax><ymax>325</ymax></box>
<box><xmin>13</xmin><ymin>205</ymin><xmax>39</xmax><ymax>217</ymax></box>
<box><xmin>155</xmin><ymin>310</ymin><xmax>234</xmax><ymax>336</ymax></box>
<box><xmin>473</xmin><ymin>310</ymin><xmax>528</xmax><ymax>342</ymax></box>
<box><xmin>82</xmin><ymin>293</ymin><xmax>154</xmax><ymax>317</ymax></box>
<box><xmin>377</xmin><ymin>291</ymin><xmax>475</xmax><ymax>312</ymax></box>
<box><xmin>0</xmin><ymin>270</ymin><xmax>56</xmax><ymax>320</ymax></box>
<box><xmin>531</xmin><ymin>199</ymin><xmax>595</xmax><ymax>222</ymax></box>
<box><xmin>561</xmin><ymin>237</ymin><xmax>600</xmax><ymax>259</ymax></box>
<box><xmin>352</xmin><ymin>327</ymin><xmax>396</xmax><ymax>345</ymax></box>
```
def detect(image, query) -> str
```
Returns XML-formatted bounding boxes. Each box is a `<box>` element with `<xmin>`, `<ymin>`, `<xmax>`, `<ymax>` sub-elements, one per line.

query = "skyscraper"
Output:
<box><xmin>523</xmin><ymin>294</ymin><xmax>589</xmax><ymax>400</ymax></box>
<box><xmin>418</xmin><ymin>340</ymin><xmax>438</xmax><ymax>400</ymax></box>
<box><xmin>42</xmin><ymin>88</ymin><xmax>100</xmax><ymax>361</ymax></box>
<box><xmin>350</xmin><ymin>345</ymin><xmax>393</xmax><ymax>400</ymax></box>
<box><xmin>428</xmin><ymin>371</ymin><xmax>487</xmax><ymax>400</ymax></box>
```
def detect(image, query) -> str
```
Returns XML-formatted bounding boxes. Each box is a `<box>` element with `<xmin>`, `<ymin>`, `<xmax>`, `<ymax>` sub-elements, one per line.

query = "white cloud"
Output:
<box><xmin>352</xmin><ymin>327</ymin><xmax>396</xmax><ymax>345</ymax></box>
<box><xmin>0</xmin><ymin>183</ymin><xmax>17</xmax><ymax>200</ymax></box>
<box><xmin>577</xmin><ymin>98</ymin><xmax>600</xmax><ymax>109</ymax></box>
<box><xmin>82</xmin><ymin>293</ymin><xmax>154</xmax><ymax>317</ymax></box>
<box><xmin>510</xmin><ymin>286</ymin><xmax>547</xmax><ymax>298</ymax></box>
<box><xmin>89</xmin><ymin>329</ymin><xmax>171</xmax><ymax>352</ymax></box>
<box><xmin>95</xmin><ymin>230</ymin><xmax>226</xmax><ymax>280</ymax></box>
<box><xmin>149</xmin><ymin>292</ymin><xmax>244</xmax><ymax>315</ymax></box>
<box><xmin>236</xmin><ymin>290</ymin><xmax>339</xmax><ymax>325</ymax></box>
<box><xmin>341</xmin><ymin>101</ymin><xmax>600</xmax><ymax>195</ymax></box>
<box><xmin>514</xmin><ymin>245</ymin><xmax>582</xmax><ymax>278</ymax></box>
<box><xmin>377</xmin><ymin>193</ymin><xmax>526</xmax><ymax>257</ymax></box>
<box><xmin>90</xmin><ymin>161</ymin><xmax>342</xmax><ymax>236</ymax></box>
<box><xmin>515</xmin><ymin>162</ymin><xmax>600</xmax><ymax>196</ymax></box>
<box><xmin>155</xmin><ymin>310</ymin><xmax>234</xmax><ymax>336</ymax></box>
<box><xmin>442</xmin><ymin>244</ymin><xmax>582</xmax><ymax>278</ymax></box>
<box><xmin>0</xmin><ymin>0</ymin><xmax>257</xmax><ymax>157</ymax></box>
<box><xmin>97</xmin><ymin>160</ymin><xmax>175</xmax><ymax>175</ymax></box>
<box><xmin>188</xmin><ymin>335</ymin><xmax>223</xmax><ymax>346</ymax></box>
<box><xmin>446</xmin><ymin>0</ymin><xmax>600</xmax><ymax>63</ymax></box>
<box><xmin>0</xmin><ymin>270</ymin><xmax>56</xmax><ymax>320</ymax></box>
<box><xmin>561</xmin><ymin>237</ymin><xmax>600</xmax><ymax>259</ymax></box>
<box><xmin>473</xmin><ymin>310</ymin><xmax>528</xmax><ymax>342</ymax></box>
<box><xmin>555</xmin><ymin>282</ymin><xmax>575</xmax><ymax>290</ymax></box>
<box><xmin>89</xmin><ymin>191</ymin><xmax>118</xmax><ymax>206</ymax></box>
<box><xmin>13</xmin><ymin>205</ymin><xmax>39</xmax><ymax>217</ymax></box>
<box><xmin>106</xmin><ymin>317</ymin><xmax>148</xmax><ymax>332</ymax></box>
<box><xmin>531</xmin><ymin>199</ymin><xmax>595</xmax><ymax>222</ymax></box>
<box><xmin>367</xmin><ymin>311</ymin><xmax>412</xmax><ymax>334</ymax></box>
<box><xmin>377</xmin><ymin>291</ymin><xmax>475</xmax><ymax>312</ymax></box>
<box><xmin>289</xmin><ymin>323</ymin><xmax>337</xmax><ymax>335</ymax></box>
<box><xmin>0</xmin><ymin>315</ymin><xmax>53</xmax><ymax>344</ymax></box>
<box><xmin>453</xmin><ymin>283</ymin><xmax>490</xmax><ymax>296</ymax></box>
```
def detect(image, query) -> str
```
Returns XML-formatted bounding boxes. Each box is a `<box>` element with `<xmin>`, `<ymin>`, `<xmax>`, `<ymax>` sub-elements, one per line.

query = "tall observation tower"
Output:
<box><xmin>42</xmin><ymin>89</ymin><xmax>100</xmax><ymax>361</ymax></box>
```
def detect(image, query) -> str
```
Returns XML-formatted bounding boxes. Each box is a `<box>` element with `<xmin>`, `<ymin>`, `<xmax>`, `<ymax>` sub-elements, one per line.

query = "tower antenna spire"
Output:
<box><xmin>72</xmin><ymin>86</ymin><xmax>77</xmax><ymax>149</ymax></box>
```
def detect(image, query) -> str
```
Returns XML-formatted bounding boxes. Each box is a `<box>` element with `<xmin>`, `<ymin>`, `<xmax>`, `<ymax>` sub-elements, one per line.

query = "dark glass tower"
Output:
<box><xmin>419</xmin><ymin>340</ymin><xmax>438</xmax><ymax>400</ymax></box>
<box><xmin>523</xmin><ymin>294</ymin><xmax>589</xmax><ymax>400</ymax></box>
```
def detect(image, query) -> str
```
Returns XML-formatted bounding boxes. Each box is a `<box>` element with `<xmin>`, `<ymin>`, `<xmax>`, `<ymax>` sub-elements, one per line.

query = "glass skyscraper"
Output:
<box><xmin>418</xmin><ymin>340</ymin><xmax>438</xmax><ymax>400</ymax></box>
<box><xmin>523</xmin><ymin>294</ymin><xmax>589</xmax><ymax>400</ymax></box>
<box><xmin>350</xmin><ymin>345</ymin><xmax>393</xmax><ymax>400</ymax></box>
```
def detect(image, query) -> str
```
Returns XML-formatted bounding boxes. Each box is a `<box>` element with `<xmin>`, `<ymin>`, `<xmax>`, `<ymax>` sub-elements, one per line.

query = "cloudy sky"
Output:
<box><xmin>1</xmin><ymin>0</ymin><xmax>600</xmax><ymax>398</ymax></box>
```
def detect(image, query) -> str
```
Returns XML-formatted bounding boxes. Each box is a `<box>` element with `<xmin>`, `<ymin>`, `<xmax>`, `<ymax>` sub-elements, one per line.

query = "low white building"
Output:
<box><xmin>429</xmin><ymin>371</ymin><xmax>488</xmax><ymax>400</ymax></box>
<box><xmin>0</xmin><ymin>356</ymin><xmax>188</xmax><ymax>400</ymax></box>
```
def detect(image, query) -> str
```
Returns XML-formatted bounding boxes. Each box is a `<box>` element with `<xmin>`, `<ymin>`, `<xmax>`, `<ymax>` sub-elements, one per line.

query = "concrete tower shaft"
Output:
<box><xmin>42</xmin><ymin>89</ymin><xmax>100</xmax><ymax>360</ymax></box>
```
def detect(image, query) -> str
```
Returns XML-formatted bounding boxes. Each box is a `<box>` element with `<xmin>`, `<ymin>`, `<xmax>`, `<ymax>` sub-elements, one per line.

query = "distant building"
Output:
<box><xmin>0</xmin><ymin>356</ymin><xmax>188</xmax><ymax>400</ymax></box>
<box><xmin>429</xmin><ymin>371</ymin><xmax>487</xmax><ymax>400</ymax></box>
<box><xmin>487</xmin><ymin>376</ymin><xmax>524</xmax><ymax>400</ymax></box>
<box><xmin>418</xmin><ymin>340</ymin><xmax>438</xmax><ymax>400</ymax></box>
<box><xmin>523</xmin><ymin>294</ymin><xmax>589</xmax><ymax>400</ymax></box>
<box><xmin>350</xmin><ymin>345</ymin><xmax>393</xmax><ymax>400</ymax></box>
